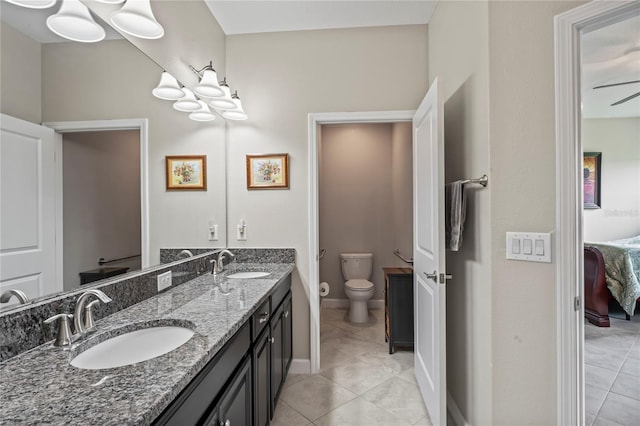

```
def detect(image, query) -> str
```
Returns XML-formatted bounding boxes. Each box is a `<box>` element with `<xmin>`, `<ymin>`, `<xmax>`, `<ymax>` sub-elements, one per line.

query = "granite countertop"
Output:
<box><xmin>0</xmin><ymin>263</ymin><xmax>295</xmax><ymax>425</ymax></box>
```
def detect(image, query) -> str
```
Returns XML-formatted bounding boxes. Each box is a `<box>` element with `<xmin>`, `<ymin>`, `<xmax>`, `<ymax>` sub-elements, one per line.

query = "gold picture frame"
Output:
<box><xmin>166</xmin><ymin>155</ymin><xmax>207</xmax><ymax>191</ymax></box>
<box><xmin>246</xmin><ymin>153</ymin><xmax>289</xmax><ymax>190</ymax></box>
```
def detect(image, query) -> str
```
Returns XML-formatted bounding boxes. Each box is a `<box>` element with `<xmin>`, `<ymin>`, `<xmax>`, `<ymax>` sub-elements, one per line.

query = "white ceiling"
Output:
<box><xmin>581</xmin><ymin>14</ymin><xmax>640</xmax><ymax>119</ymax></box>
<box><xmin>204</xmin><ymin>0</ymin><xmax>437</xmax><ymax>35</ymax></box>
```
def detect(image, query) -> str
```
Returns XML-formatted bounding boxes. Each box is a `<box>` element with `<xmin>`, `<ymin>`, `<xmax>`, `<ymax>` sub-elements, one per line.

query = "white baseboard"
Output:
<box><xmin>320</xmin><ymin>298</ymin><xmax>384</xmax><ymax>310</ymax></box>
<box><xmin>289</xmin><ymin>358</ymin><xmax>311</xmax><ymax>374</ymax></box>
<box><xmin>447</xmin><ymin>392</ymin><xmax>469</xmax><ymax>426</ymax></box>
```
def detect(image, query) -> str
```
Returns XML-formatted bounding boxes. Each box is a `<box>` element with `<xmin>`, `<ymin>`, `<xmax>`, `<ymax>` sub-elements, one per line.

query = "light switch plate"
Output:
<box><xmin>157</xmin><ymin>271</ymin><xmax>172</xmax><ymax>292</ymax></box>
<box><xmin>208</xmin><ymin>224</ymin><xmax>218</xmax><ymax>241</ymax></box>
<box><xmin>506</xmin><ymin>232</ymin><xmax>551</xmax><ymax>263</ymax></box>
<box><xmin>237</xmin><ymin>224</ymin><xmax>247</xmax><ymax>241</ymax></box>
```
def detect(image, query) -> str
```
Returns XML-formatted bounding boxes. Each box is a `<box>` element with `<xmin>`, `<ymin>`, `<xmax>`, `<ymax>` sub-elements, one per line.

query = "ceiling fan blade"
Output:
<box><xmin>611</xmin><ymin>91</ymin><xmax>640</xmax><ymax>106</ymax></box>
<box><xmin>593</xmin><ymin>80</ymin><xmax>640</xmax><ymax>90</ymax></box>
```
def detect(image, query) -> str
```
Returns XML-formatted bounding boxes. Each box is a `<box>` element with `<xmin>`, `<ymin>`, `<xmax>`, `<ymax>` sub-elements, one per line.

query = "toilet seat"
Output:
<box><xmin>345</xmin><ymin>279</ymin><xmax>374</xmax><ymax>291</ymax></box>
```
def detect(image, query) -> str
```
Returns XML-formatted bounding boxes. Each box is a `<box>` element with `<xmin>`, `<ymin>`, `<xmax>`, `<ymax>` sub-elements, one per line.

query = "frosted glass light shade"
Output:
<box><xmin>152</xmin><ymin>72</ymin><xmax>184</xmax><ymax>100</ymax></box>
<box><xmin>96</xmin><ymin>0</ymin><xmax>125</xmax><ymax>3</ymax></box>
<box><xmin>5</xmin><ymin>0</ymin><xmax>56</xmax><ymax>8</ymax></box>
<box><xmin>193</xmin><ymin>69</ymin><xmax>224</xmax><ymax>99</ymax></box>
<box><xmin>208</xmin><ymin>84</ymin><xmax>236</xmax><ymax>110</ymax></box>
<box><xmin>189</xmin><ymin>101</ymin><xmax>216</xmax><ymax>122</ymax></box>
<box><xmin>173</xmin><ymin>88</ymin><xmax>201</xmax><ymax>112</ymax></box>
<box><xmin>46</xmin><ymin>0</ymin><xmax>106</xmax><ymax>43</ymax></box>
<box><xmin>110</xmin><ymin>0</ymin><xmax>164</xmax><ymax>40</ymax></box>
<box><xmin>222</xmin><ymin>97</ymin><xmax>248</xmax><ymax>121</ymax></box>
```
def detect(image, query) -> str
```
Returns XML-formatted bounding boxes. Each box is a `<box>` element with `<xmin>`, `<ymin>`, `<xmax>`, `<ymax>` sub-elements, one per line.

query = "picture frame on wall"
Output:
<box><xmin>583</xmin><ymin>152</ymin><xmax>601</xmax><ymax>209</ymax></box>
<box><xmin>166</xmin><ymin>155</ymin><xmax>207</xmax><ymax>191</ymax></box>
<box><xmin>246</xmin><ymin>153</ymin><xmax>289</xmax><ymax>190</ymax></box>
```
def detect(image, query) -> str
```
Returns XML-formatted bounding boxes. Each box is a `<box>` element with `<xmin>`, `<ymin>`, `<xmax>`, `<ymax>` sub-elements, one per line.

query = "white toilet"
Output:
<box><xmin>340</xmin><ymin>253</ymin><xmax>375</xmax><ymax>324</ymax></box>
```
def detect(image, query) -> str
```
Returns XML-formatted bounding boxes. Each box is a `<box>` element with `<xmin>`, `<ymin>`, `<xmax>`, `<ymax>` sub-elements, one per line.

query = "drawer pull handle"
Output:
<box><xmin>270</xmin><ymin>337</ymin><xmax>275</xmax><ymax>344</ymax></box>
<box><xmin>219</xmin><ymin>420</ymin><xmax>230</xmax><ymax>426</ymax></box>
<box><xmin>259</xmin><ymin>313</ymin><xmax>268</xmax><ymax>324</ymax></box>
<box><xmin>284</xmin><ymin>311</ymin><xmax>289</xmax><ymax>318</ymax></box>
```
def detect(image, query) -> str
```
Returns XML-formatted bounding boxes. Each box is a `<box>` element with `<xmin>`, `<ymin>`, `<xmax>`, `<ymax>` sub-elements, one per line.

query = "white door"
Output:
<box><xmin>0</xmin><ymin>114</ymin><xmax>59</xmax><ymax>308</ymax></box>
<box><xmin>413</xmin><ymin>79</ymin><xmax>447</xmax><ymax>425</ymax></box>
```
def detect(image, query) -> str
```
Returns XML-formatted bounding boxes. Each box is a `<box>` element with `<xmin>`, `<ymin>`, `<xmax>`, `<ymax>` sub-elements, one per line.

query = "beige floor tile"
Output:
<box><xmin>609</xmin><ymin>371</ymin><xmax>640</xmax><ymax>400</ymax></box>
<box><xmin>362</xmin><ymin>377</ymin><xmax>427</xmax><ymax>423</ymax></box>
<box><xmin>412</xmin><ymin>415</ymin><xmax>433</xmax><ymax>426</ymax></box>
<box><xmin>321</xmin><ymin>358</ymin><xmax>395</xmax><ymax>395</ymax></box>
<box><xmin>280</xmin><ymin>374</ymin><xmax>357</xmax><ymax>421</ymax></box>
<box><xmin>271</xmin><ymin>400</ymin><xmax>312</xmax><ymax>426</ymax></box>
<box><xmin>585</xmin><ymin>364</ymin><xmax>618</xmax><ymax>391</ymax></box>
<box><xmin>597</xmin><ymin>392</ymin><xmax>640</xmax><ymax>425</ymax></box>
<box><xmin>320</xmin><ymin>345</ymin><xmax>360</xmax><ymax>372</ymax></box>
<box><xmin>314</xmin><ymin>397</ymin><xmax>413</xmax><ymax>426</ymax></box>
<box><xmin>619</xmin><ymin>356</ymin><xmax>640</xmax><ymax>377</ymax></box>
<box><xmin>358</xmin><ymin>350</ymin><xmax>414</xmax><ymax>375</ymax></box>
<box><xmin>592</xmin><ymin>416</ymin><xmax>625</xmax><ymax>426</ymax></box>
<box><xmin>585</xmin><ymin>384</ymin><xmax>608</xmax><ymax>415</ymax></box>
<box><xmin>398</xmin><ymin>367</ymin><xmax>418</xmax><ymax>385</ymax></box>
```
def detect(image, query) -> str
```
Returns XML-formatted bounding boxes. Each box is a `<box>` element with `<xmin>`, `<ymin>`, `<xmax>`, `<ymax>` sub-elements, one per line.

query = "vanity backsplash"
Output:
<box><xmin>0</xmin><ymin>248</ymin><xmax>295</xmax><ymax>362</ymax></box>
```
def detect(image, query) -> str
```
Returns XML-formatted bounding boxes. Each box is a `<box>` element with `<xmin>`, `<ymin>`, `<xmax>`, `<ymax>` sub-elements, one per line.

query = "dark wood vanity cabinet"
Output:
<box><xmin>154</xmin><ymin>274</ymin><xmax>293</xmax><ymax>426</ymax></box>
<box><xmin>383</xmin><ymin>267</ymin><xmax>414</xmax><ymax>354</ymax></box>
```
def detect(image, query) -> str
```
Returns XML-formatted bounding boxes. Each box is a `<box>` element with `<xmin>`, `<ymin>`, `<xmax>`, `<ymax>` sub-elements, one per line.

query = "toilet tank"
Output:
<box><xmin>340</xmin><ymin>253</ymin><xmax>373</xmax><ymax>280</ymax></box>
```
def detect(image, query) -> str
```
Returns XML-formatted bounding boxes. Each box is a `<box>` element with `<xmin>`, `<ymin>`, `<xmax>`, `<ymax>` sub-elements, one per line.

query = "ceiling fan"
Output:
<box><xmin>593</xmin><ymin>79</ymin><xmax>640</xmax><ymax>106</ymax></box>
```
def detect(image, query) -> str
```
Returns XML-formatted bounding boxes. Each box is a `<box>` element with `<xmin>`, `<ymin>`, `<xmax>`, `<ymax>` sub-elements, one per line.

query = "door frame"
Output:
<box><xmin>307</xmin><ymin>110</ymin><xmax>414</xmax><ymax>374</ymax></box>
<box><xmin>554</xmin><ymin>1</ymin><xmax>638</xmax><ymax>425</ymax></box>
<box><xmin>43</xmin><ymin>118</ymin><xmax>150</xmax><ymax>286</ymax></box>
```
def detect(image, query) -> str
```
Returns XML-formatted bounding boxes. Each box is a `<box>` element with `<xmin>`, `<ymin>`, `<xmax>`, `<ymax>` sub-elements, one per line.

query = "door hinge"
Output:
<box><xmin>574</xmin><ymin>297</ymin><xmax>580</xmax><ymax>311</ymax></box>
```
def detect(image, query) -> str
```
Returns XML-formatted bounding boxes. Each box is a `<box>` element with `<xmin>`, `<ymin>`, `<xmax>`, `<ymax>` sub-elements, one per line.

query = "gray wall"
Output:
<box><xmin>583</xmin><ymin>118</ymin><xmax>640</xmax><ymax>242</ymax></box>
<box><xmin>62</xmin><ymin>130</ymin><xmax>141</xmax><ymax>290</ymax></box>
<box><xmin>319</xmin><ymin>123</ymin><xmax>412</xmax><ymax>301</ymax></box>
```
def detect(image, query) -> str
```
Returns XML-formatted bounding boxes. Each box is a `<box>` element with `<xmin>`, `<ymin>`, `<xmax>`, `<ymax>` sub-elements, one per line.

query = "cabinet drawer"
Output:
<box><xmin>252</xmin><ymin>299</ymin><xmax>271</xmax><ymax>341</ymax></box>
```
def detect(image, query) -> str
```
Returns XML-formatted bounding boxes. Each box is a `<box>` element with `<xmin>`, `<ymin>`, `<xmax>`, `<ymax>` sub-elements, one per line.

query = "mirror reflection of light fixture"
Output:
<box><xmin>192</xmin><ymin>62</ymin><xmax>224</xmax><ymax>99</ymax></box>
<box><xmin>152</xmin><ymin>72</ymin><xmax>184</xmax><ymax>100</ymax></box>
<box><xmin>173</xmin><ymin>88</ymin><xmax>201</xmax><ymax>112</ymax></box>
<box><xmin>110</xmin><ymin>0</ymin><xmax>164</xmax><ymax>40</ymax></box>
<box><xmin>46</xmin><ymin>0</ymin><xmax>106</xmax><ymax>43</ymax></box>
<box><xmin>5</xmin><ymin>0</ymin><xmax>56</xmax><ymax>8</ymax></box>
<box><xmin>189</xmin><ymin>101</ymin><xmax>216</xmax><ymax>122</ymax></box>
<box><xmin>208</xmin><ymin>79</ymin><xmax>236</xmax><ymax>110</ymax></box>
<box><xmin>222</xmin><ymin>92</ymin><xmax>248</xmax><ymax>121</ymax></box>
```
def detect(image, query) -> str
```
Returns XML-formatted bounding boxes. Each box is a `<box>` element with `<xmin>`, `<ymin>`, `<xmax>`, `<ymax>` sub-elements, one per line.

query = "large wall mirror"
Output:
<box><xmin>0</xmin><ymin>0</ymin><xmax>228</xmax><ymax>311</ymax></box>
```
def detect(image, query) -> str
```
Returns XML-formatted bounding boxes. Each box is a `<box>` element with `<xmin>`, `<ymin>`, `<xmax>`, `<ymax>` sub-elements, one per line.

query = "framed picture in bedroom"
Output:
<box><xmin>583</xmin><ymin>152</ymin><xmax>601</xmax><ymax>209</ymax></box>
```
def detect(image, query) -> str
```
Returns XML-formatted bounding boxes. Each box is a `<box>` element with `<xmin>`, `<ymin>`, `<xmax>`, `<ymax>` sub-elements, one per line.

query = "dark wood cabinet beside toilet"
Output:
<box><xmin>383</xmin><ymin>267</ymin><xmax>414</xmax><ymax>354</ymax></box>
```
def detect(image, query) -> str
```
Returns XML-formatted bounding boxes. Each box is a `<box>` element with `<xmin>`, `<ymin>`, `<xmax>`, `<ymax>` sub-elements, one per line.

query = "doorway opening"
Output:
<box><xmin>44</xmin><ymin>118</ymin><xmax>149</xmax><ymax>292</ymax></box>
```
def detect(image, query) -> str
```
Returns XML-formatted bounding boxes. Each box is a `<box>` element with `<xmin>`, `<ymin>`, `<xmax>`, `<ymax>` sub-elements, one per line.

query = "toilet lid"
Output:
<box><xmin>345</xmin><ymin>279</ymin><xmax>374</xmax><ymax>290</ymax></box>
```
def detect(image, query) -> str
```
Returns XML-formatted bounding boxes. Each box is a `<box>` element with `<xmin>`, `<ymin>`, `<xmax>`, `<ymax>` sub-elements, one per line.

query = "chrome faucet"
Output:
<box><xmin>0</xmin><ymin>289</ymin><xmax>29</xmax><ymax>305</ymax></box>
<box><xmin>73</xmin><ymin>289</ymin><xmax>112</xmax><ymax>336</ymax></box>
<box><xmin>44</xmin><ymin>289</ymin><xmax>112</xmax><ymax>347</ymax></box>
<box><xmin>211</xmin><ymin>249</ymin><xmax>235</xmax><ymax>275</ymax></box>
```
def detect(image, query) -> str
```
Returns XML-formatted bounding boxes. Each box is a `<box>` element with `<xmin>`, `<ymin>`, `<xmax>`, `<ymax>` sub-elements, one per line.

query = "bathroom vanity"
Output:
<box><xmin>0</xmin><ymin>262</ymin><xmax>294</xmax><ymax>425</ymax></box>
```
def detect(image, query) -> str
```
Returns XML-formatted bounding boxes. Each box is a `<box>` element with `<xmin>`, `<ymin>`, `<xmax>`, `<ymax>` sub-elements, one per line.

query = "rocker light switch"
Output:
<box><xmin>506</xmin><ymin>232</ymin><xmax>551</xmax><ymax>263</ymax></box>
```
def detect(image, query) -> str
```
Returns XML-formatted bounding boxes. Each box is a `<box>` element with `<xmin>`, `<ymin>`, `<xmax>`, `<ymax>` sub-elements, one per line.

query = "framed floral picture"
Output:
<box><xmin>246</xmin><ymin>153</ymin><xmax>289</xmax><ymax>190</ymax></box>
<box><xmin>583</xmin><ymin>152</ymin><xmax>601</xmax><ymax>209</ymax></box>
<box><xmin>166</xmin><ymin>155</ymin><xmax>207</xmax><ymax>190</ymax></box>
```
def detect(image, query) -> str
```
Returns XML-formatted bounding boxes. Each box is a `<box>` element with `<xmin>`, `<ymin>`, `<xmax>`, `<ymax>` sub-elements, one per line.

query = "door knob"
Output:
<box><xmin>424</xmin><ymin>271</ymin><xmax>437</xmax><ymax>281</ymax></box>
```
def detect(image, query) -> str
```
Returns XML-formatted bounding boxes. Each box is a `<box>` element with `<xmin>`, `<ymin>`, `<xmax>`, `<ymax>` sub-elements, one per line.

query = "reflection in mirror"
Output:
<box><xmin>0</xmin><ymin>0</ymin><xmax>227</xmax><ymax>312</ymax></box>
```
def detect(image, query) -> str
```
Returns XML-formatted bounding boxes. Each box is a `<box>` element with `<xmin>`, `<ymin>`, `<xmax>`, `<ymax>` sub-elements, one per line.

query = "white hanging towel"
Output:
<box><xmin>445</xmin><ymin>181</ymin><xmax>466</xmax><ymax>251</ymax></box>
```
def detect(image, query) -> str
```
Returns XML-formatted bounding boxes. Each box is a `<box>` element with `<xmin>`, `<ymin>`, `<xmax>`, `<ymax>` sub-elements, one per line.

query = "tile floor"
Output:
<box><xmin>273</xmin><ymin>306</ymin><xmax>431</xmax><ymax>426</ymax></box>
<box><xmin>584</xmin><ymin>310</ymin><xmax>640</xmax><ymax>426</ymax></box>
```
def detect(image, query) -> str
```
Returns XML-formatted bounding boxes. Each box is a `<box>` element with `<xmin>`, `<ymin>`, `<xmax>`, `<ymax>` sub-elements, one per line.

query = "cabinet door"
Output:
<box><xmin>253</xmin><ymin>329</ymin><xmax>270</xmax><ymax>426</ymax></box>
<box><xmin>283</xmin><ymin>293</ymin><xmax>292</xmax><ymax>374</ymax></box>
<box><xmin>270</xmin><ymin>305</ymin><xmax>284</xmax><ymax>418</ymax></box>
<box><xmin>216</xmin><ymin>356</ymin><xmax>252</xmax><ymax>426</ymax></box>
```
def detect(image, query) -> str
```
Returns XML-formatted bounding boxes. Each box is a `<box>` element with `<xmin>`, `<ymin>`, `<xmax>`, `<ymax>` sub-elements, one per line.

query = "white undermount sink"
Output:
<box><xmin>226</xmin><ymin>271</ymin><xmax>270</xmax><ymax>279</ymax></box>
<box><xmin>71</xmin><ymin>326</ymin><xmax>194</xmax><ymax>370</ymax></box>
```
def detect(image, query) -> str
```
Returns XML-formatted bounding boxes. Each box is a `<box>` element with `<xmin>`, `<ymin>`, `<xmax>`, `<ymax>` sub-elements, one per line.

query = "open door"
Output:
<box><xmin>0</xmin><ymin>114</ymin><xmax>59</xmax><ymax>306</ymax></box>
<box><xmin>413</xmin><ymin>78</ymin><xmax>447</xmax><ymax>425</ymax></box>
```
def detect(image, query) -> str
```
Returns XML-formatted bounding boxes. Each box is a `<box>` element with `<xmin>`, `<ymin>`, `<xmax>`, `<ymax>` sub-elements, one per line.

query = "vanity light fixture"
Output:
<box><xmin>95</xmin><ymin>0</ymin><xmax>125</xmax><ymax>3</ymax></box>
<box><xmin>191</xmin><ymin>62</ymin><xmax>224</xmax><ymax>99</ymax></box>
<box><xmin>152</xmin><ymin>72</ymin><xmax>184</xmax><ymax>100</ymax></box>
<box><xmin>189</xmin><ymin>101</ymin><xmax>216</xmax><ymax>122</ymax></box>
<box><xmin>5</xmin><ymin>0</ymin><xmax>56</xmax><ymax>8</ymax></box>
<box><xmin>222</xmin><ymin>92</ymin><xmax>248</xmax><ymax>121</ymax></box>
<box><xmin>110</xmin><ymin>0</ymin><xmax>164</xmax><ymax>40</ymax></box>
<box><xmin>172</xmin><ymin>88</ymin><xmax>201</xmax><ymax>112</ymax></box>
<box><xmin>208</xmin><ymin>79</ymin><xmax>236</xmax><ymax>110</ymax></box>
<box><xmin>46</xmin><ymin>0</ymin><xmax>106</xmax><ymax>43</ymax></box>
